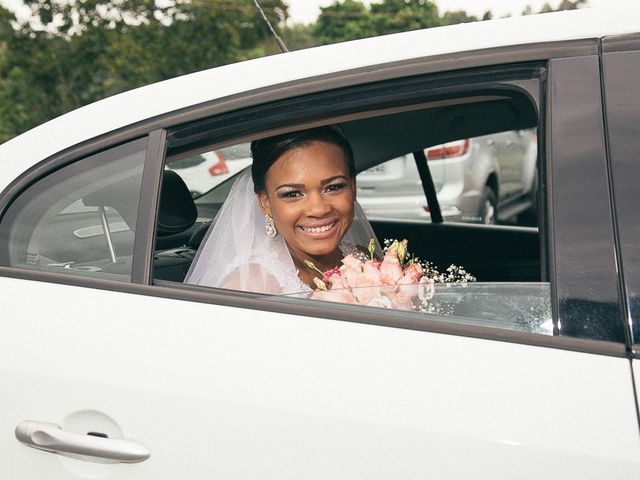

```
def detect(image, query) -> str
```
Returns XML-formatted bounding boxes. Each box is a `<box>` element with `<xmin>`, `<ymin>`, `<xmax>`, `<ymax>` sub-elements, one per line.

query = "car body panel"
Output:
<box><xmin>2</xmin><ymin>276</ymin><xmax>639</xmax><ymax>478</ymax></box>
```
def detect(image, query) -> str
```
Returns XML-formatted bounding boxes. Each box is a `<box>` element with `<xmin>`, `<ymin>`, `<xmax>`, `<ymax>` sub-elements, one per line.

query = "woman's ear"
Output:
<box><xmin>257</xmin><ymin>191</ymin><xmax>272</xmax><ymax>216</ymax></box>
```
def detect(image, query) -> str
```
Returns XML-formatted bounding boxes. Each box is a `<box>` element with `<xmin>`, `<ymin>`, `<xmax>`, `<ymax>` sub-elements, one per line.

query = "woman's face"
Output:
<box><xmin>257</xmin><ymin>140</ymin><xmax>356</xmax><ymax>263</ymax></box>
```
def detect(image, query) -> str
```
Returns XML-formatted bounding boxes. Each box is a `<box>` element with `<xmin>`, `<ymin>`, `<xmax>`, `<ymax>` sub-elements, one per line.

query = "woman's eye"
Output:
<box><xmin>279</xmin><ymin>189</ymin><xmax>303</xmax><ymax>199</ymax></box>
<box><xmin>325</xmin><ymin>182</ymin><xmax>348</xmax><ymax>193</ymax></box>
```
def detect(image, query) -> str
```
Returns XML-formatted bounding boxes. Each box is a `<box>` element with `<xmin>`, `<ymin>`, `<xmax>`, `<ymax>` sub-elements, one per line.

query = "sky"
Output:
<box><xmin>286</xmin><ymin>0</ymin><xmax>610</xmax><ymax>24</ymax></box>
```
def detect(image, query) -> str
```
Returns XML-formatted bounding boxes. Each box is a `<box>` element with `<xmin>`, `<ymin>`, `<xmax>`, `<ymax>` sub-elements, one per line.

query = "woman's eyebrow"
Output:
<box><xmin>276</xmin><ymin>183</ymin><xmax>304</xmax><ymax>190</ymax></box>
<box><xmin>320</xmin><ymin>175</ymin><xmax>348</xmax><ymax>185</ymax></box>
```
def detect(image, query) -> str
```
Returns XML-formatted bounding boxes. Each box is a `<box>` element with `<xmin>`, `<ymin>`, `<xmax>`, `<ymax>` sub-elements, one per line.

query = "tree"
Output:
<box><xmin>441</xmin><ymin>10</ymin><xmax>478</xmax><ymax>26</ymax></box>
<box><xmin>313</xmin><ymin>0</ymin><xmax>373</xmax><ymax>44</ymax></box>
<box><xmin>532</xmin><ymin>0</ymin><xmax>587</xmax><ymax>14</ymax></box>
<box><xmin>0</xmin><ymin>0</ymin><xmax>288</xmax><ymax>143</ymax></box>
<box><xmin>282</xmin><ymin>23</ymin><xmax>316</xmax><ymax>51</ymax></box>
<box><xmin>556</xmin><ymin>0</ymin><xmax>588</xmax><ymax>10</ymax></box>
<box><xmin>370</xmin><ymin>0</ymin><xmax>440</xmax><ymax>36</ymax></box>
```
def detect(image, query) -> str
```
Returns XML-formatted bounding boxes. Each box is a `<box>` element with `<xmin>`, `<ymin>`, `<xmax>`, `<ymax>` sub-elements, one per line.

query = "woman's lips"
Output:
<box><xmin>297</xmin><ymin>220</ymin><xmax>338</xmax><ymax>238</ymax></box>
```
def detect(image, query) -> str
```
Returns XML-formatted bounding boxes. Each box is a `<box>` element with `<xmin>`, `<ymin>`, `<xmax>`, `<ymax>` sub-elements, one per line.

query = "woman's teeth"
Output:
<box><xmin>302</xmin><ymin>222</ymin><xmax>335</xmax><ymax>233</ymax></box>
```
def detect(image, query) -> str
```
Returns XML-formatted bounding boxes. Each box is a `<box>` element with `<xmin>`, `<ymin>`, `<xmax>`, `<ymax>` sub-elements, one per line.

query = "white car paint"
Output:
<box><xmin>0</xmin><ymin>4</ymin><xmax>639</xmax><ymax>191</ymax></box>
<box><xmin>2</xmin><ymin>276</ymin><xmax>639</xmax><ymax>479</ymax></box>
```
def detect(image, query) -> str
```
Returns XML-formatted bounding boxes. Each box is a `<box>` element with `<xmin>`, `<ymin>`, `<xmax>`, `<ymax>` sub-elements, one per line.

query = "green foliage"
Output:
<box><xmin>441</xmin><ymin>10</ymin><xmax>478</xmax><ymax>26</ymax></box>
<box><xmin>0</xmin><ymin>0</ymin><xmax>287</xmax><ymax>143</ymax></box>
<box><xmin>313</xmin><ymin>0</ymin><xmax>372</xmax><ymax>45</ymax></box>
<box><xmin>524</xmin><ymin>0</ymin><xmax>587</xmax><ymax>15</ymax></box>
<box><xmin>1</xmin><ymin>0</ymin><xmax>583</xmax><ymax>144</ymax></box>
<box><xmin>282</xmin><ymin>23</ymin><xmax>315</xmax><ymax>51</ymax></box>
<box><xmin>370</xmin><ymin>0</ymin><xmax>440</xmax><ymax>35</ymax></box>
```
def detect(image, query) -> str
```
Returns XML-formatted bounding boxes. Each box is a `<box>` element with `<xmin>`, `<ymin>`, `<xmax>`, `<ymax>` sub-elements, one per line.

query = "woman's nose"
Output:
<box><xmin>305</xmin><ymin>192</ymin><xmax>331</xmax><ymax>217</ymax></box>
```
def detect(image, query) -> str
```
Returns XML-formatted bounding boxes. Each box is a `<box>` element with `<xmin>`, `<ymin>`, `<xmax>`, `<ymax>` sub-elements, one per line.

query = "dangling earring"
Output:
<box><xmin>265</xmin><ymin>214</ymin><xmax>277</xmax><ymax>238</ymax></box>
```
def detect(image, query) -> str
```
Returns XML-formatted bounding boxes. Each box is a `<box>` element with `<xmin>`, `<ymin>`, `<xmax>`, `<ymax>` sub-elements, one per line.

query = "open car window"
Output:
<box><xmin>152</xmin><ymin>67</ymin><xmax>561</xmax><ymax>340</ymax></box>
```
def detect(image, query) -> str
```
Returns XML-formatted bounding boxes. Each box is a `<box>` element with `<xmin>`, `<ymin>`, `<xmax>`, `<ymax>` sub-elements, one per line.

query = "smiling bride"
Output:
<box><xmin>184</xmin><ymin>126</ymin><xmax>380</xmax><ymax>294</ymax></box>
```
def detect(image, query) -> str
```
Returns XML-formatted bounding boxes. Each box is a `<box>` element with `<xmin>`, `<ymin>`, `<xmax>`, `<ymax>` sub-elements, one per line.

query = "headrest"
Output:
<box><xmin>157</xmin><ymin>170</ymin><xmax>198</xmax><ymax>236</ymax></box>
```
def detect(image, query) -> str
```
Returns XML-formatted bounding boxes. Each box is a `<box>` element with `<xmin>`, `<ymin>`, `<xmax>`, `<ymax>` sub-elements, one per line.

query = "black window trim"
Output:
<box><xmin>132</xmin><ymin>129</ymin><xmax>167</xmax><ymax>284</ymax></box>
<box><xmin>598</xmin><ymin>40</ymin><xmax>634</xmax><ymax>352</ymax></box>
<box><xmin>600</xmin><ymin>41</ymin><xmax>640</xmax><ymax>356</ymax></box>
<box><xmin>602</xmin><ymin>32</ymin><xmax>640</xmax><ymax>53</ymax></box>
<box><xmin>547</xmin><ymin>53</ymin><xmax>627</xmax><ymax>346</ymax></box>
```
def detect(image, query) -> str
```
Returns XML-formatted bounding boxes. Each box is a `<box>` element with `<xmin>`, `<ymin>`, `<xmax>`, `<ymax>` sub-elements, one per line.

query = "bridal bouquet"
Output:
<box><xmin>307</xmin><ymin>239</ymin><xmax>475</xmax><ymax>312</ymax></box>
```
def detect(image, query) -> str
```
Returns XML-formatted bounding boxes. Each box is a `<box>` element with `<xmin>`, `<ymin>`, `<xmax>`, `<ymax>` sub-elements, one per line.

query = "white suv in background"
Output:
<box><xmin>357</xmin><ymin>129</ymin><xmax>537</xmax><ymax>224</ymax></box>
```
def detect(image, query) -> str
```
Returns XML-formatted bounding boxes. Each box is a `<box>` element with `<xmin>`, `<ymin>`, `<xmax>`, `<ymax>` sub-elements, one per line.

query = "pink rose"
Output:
<box><xmin>310</xmin><ymin>287</ymin><xmax>356</xmax><ymax>304</ymax></box>
<box><xmin>351</xmin><ymin>284</ymin><xmax>381</xmax><ymax>305</ymax></box>
<box><xmin>362</xmin><ymin>259</ymin><xmax>382</xmax><ymax>285</ymax></box>
<box><xmin>322</xmin><ymin>266</ymin><xmax>341</xmax><ymax>283</ymax></box>
<box><xmin>380</xmin><ymin>248</ymin><xmax>403</xmax><ymax>285</ymax></box>
<box><xmin>326</xmin><ymin>272</ymin><xmax>348</xmax><ymax>290</ymax></box>
<box><xmin>391</xmin><ymin>291</ymin><xmax>413</xmax><ymax>311</ymax></box>
<box><xmin>401</xmin><ymin>262</ymin><xmax>423</xmax><ymax>283</ymax></box>
<box><xmin>341</xmin><ymin>254</ymin><xmax>364</xmax><ymax>270</ymax></box>
<box><xmin>397</xmin><ymin>262</ymin><xmax>424</xmax><ymax>296</ymax></box>
<box><xmin>339</xmin><ymin>254</ymin><xmax>365</xmax><ymax>289</ymax></box>
<box><xmin>366</xmin><ymin>295</ymin><xmax>393</xmax><ymax>309</ymax></box>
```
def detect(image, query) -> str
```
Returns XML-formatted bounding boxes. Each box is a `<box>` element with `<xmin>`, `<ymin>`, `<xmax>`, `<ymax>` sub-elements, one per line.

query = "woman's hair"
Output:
<box><xmin>250</xmin><ymin>126</ymin><xmax>355</xmax><ymax>193</ymax></box>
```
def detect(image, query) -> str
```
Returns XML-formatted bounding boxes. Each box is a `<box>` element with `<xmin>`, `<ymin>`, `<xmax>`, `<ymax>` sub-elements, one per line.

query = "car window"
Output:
<box><xmin>285</xmin><ymin>282</ymin><xmax>553</xmax><ymax>335</ymax></box>
<box><xmin>357</xmin><ymin>129</ymin><xmax>538</xmax><ymax>227</ymax></box>
<box><xmin>152</xmin><ymin>73</ymin><xmax>561</xmax><ymax>338</ymax></box>
<box><xmin>0</xmin><ymin>138</ymin><xmax>147</xmax><ymax>281</ymax></box>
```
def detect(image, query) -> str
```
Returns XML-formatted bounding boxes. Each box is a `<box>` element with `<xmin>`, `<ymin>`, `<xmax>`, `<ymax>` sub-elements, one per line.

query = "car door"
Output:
<box><xmin>1</xmin><ymin>46</ymin><xmax>639</xmax><ymax>480</ymax></box>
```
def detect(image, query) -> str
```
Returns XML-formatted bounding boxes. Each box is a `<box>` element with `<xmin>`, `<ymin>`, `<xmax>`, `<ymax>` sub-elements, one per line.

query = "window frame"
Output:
<box><xmin>0</xmin><ymin>39</ymin><xmax>628</xmax><ymax>356</ymax></box>
<box><xmin>602</xmin><ymin>35</ymin><xmax>640</xmax><ymax>355</ymax></box>
<box><xmin>546</xmin><ymin>53</ymin><xmax>626</xmax><ymax>344</ymax></box>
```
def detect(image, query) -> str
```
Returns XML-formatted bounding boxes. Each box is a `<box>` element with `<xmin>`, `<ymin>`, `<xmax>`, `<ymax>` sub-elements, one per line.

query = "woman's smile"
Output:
<box><xmin>297</xmin><ymin>218</ymin><xmax>339</xmax><ymax>237</ymax></box>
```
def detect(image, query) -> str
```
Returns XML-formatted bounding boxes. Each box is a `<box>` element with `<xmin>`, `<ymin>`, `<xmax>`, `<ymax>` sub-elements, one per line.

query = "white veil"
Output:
<box><xmin>184</xmin><ymin>169</ymin><xmax>380</xmax><ymax>294</ymax></box>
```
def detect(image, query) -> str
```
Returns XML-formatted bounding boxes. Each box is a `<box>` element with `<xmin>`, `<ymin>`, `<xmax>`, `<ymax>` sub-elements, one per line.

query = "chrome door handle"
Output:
<box><xmin>15</xmin><ymin>420</ymin><xmax>150</xmax><ymax>463</ymax></box>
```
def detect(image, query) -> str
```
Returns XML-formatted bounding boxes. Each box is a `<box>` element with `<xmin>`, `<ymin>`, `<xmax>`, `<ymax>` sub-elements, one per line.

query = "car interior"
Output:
<box><xmin>154</xmin><ymin>87</ymin><xmax>542</xmax><ymax>286</ymax></box>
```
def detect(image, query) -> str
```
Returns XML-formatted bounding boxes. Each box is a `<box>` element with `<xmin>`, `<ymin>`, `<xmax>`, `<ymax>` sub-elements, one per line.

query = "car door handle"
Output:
<box><xmin>15</xmin><ymin>420</ymin><xmax>150</xmax><ymax>463</ymax></box>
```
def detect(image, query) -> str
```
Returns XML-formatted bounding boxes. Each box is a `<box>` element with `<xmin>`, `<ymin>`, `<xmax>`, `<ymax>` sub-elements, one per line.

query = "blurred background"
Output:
<box><xmin>0</xmin><ymin>0</ymin><xmax>591</xmax><ymax>144</ymax></box>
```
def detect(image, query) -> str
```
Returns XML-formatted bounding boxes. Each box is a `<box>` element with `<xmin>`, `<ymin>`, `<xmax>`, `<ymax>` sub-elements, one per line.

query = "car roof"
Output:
<box><xmin>0</xmin><ymin>4</ymin><xmax>638</xmax><ymax>192</ymax></box>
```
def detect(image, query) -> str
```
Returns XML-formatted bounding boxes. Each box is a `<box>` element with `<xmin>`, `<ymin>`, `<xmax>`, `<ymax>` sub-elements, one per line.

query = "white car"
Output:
<box><xmin>166</xmin><ymin>144</ymin><xmax>253</xmax><ymax>197</ymax></box>
<box><xmin>1</xmin><ymin>6</ymin><xmax>640</xmax><ymax>479</ymax></box>
<box><xmin>357</xmin><ymin>128</ymin><xmax>538</xmax><ymax>224</ymax></box>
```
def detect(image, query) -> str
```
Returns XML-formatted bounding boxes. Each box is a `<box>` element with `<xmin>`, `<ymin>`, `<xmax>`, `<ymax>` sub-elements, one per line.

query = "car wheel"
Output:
<box><xmin>480</xmin><ymin>186</ymin><xmax>498</xmax><ymax>224</ymax></box>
